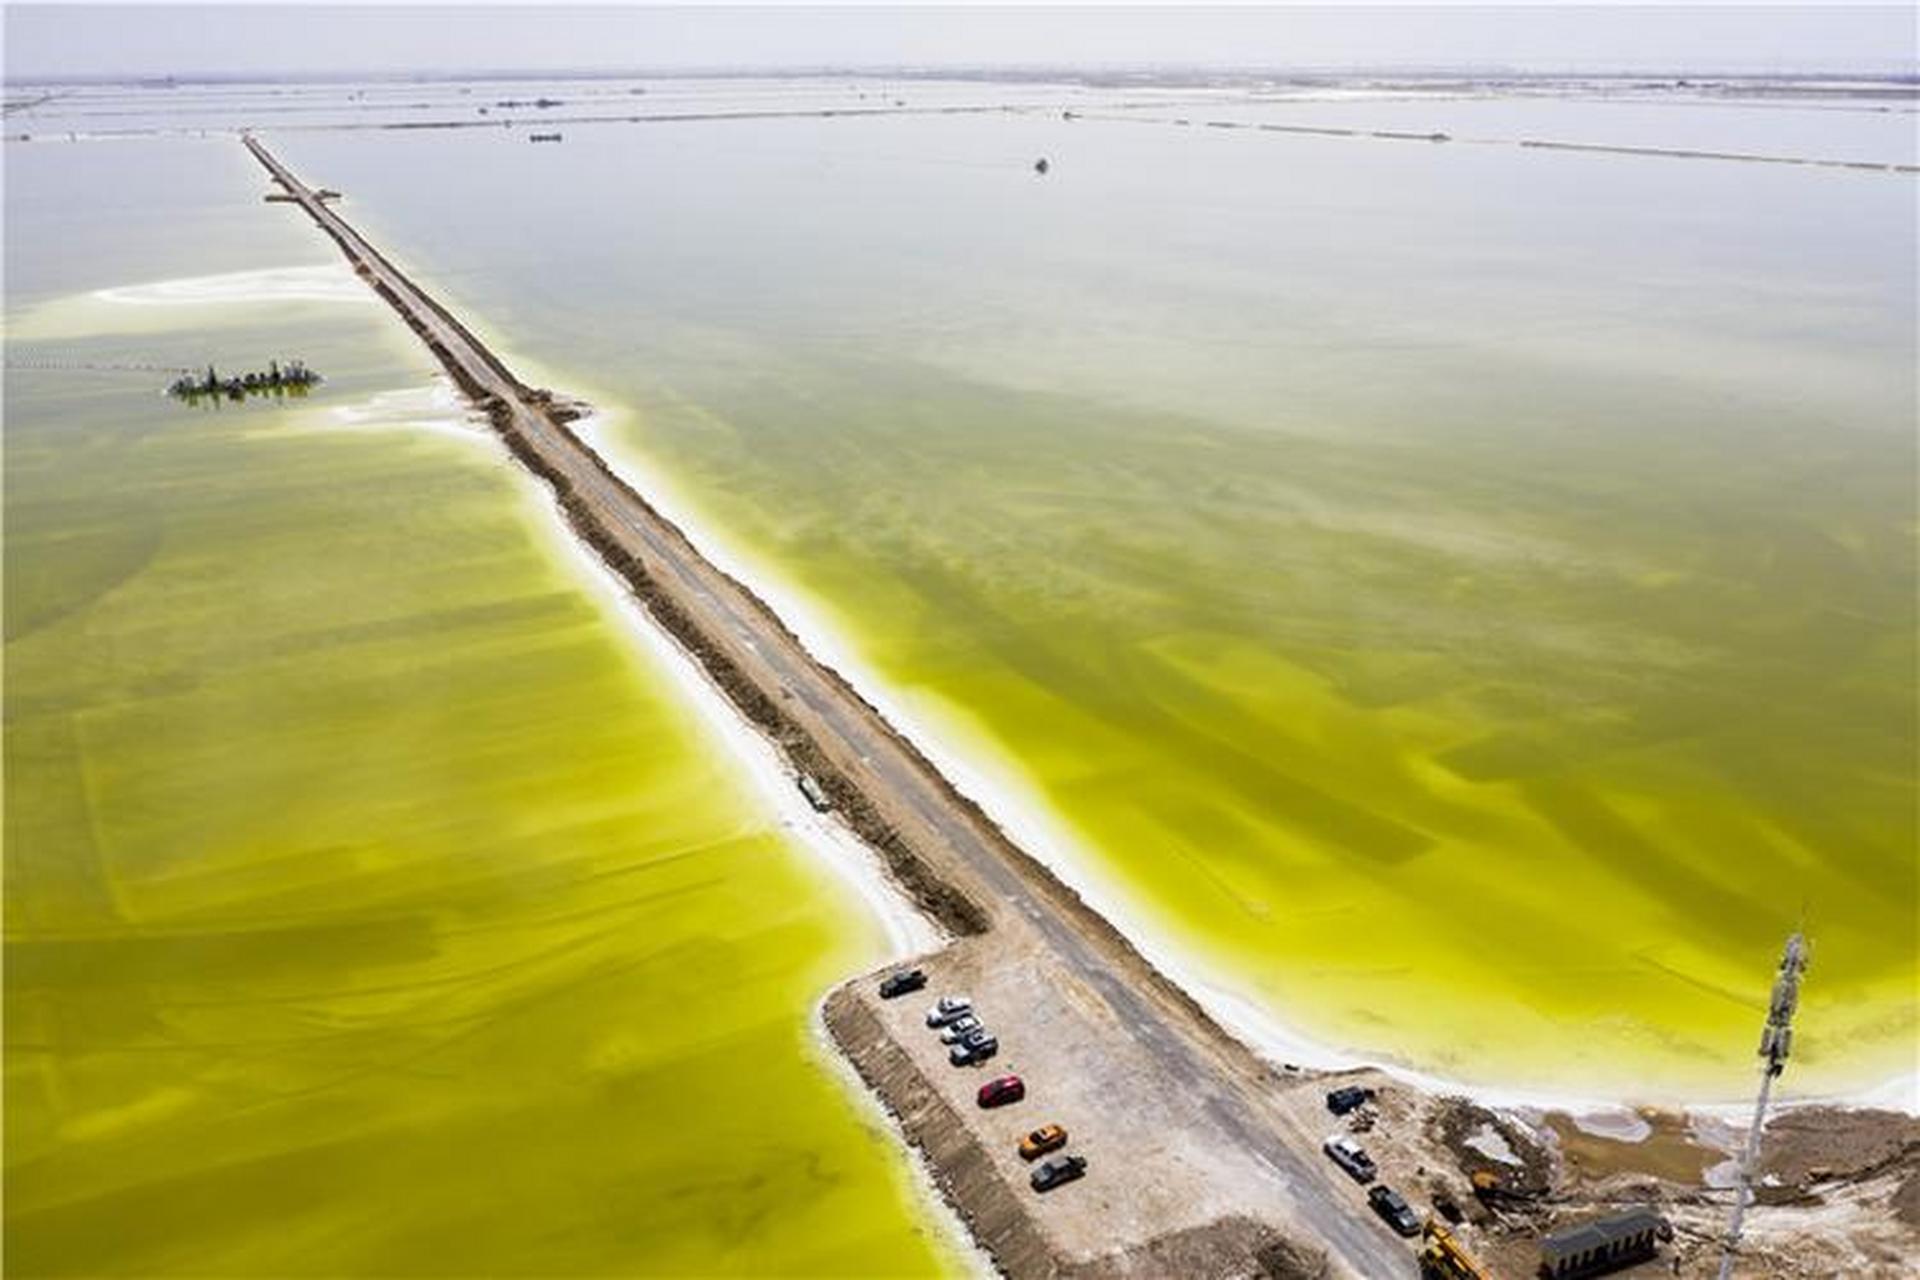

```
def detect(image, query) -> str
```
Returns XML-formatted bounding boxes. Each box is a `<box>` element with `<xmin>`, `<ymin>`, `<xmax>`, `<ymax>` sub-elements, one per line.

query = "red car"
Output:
<box><xmin>977</xmin><ymin>1075</ymin><xmax>1025</xmax><ymax>1108</ymax></box>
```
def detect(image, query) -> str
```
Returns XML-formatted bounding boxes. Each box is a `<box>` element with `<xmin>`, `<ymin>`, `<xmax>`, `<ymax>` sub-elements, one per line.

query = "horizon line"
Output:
<box><xmin>11</xmin><ymin>61</ymin><xmax>1920</xmax><ymax>87</ymax></box>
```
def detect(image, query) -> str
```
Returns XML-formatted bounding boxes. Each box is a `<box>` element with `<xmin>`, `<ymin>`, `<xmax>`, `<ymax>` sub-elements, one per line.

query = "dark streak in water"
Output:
<box><xmin>1084</xmin><ymin>111</ymin><xmax>1919</xmax><ymax>172</ymax></box>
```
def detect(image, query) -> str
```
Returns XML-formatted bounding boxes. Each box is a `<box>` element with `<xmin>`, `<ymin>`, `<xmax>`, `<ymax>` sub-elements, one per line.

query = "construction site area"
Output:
<box><xmin>833</xmin><ymin>950</ymin><xmax>1918</xmax><ymax>1279</ymax></box>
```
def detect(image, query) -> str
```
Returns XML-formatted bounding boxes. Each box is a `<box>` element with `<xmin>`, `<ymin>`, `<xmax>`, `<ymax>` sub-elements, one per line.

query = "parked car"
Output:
<box><xmin>977</xmin><ymin>1075</ymin><xmax>1025</xmax><ymax>1108</ymax></box>
<box><xmin>949</xmin><ymin>1033</ymin><xmax>998</xmax><ymax>1066</ymax></box>
<box><xmin>938</xmin><ymin>1015</ymin><xmax>983</xmax><ymax>1044</ymax></box>
<box><xmin>1323</xmin><ymin>1134</ymin><xmax>1377</xmax><ymax>1183</ymax></box>
<box><xmin>1326</xmin><ymin>1085</ymin><xmax>1375</xmax><ymax>1115</ymax></box>
<box><xmin>1030</xmin><ymin>1154</ymin><xmax>1087</xmax><ymax>1192</ymax></box>
<box><xmin>878</xmin><ymin>968</ymin><xmax>927</xmax><ymax>999</ymax></box>
<box><xmin>925</xmin><ymin>996</ymin><xmax>973</xmax><ymax>1028</ymax></box>
<box><xmin>1368</xmin><ymin>1185</ymin><xmax>1422</xmax><ymax>1237</ymax></box>
<box><xmin>1018</xmin><ymin>1124</ymin><xmax>1068</xmax><ymax>1160</ymax></box>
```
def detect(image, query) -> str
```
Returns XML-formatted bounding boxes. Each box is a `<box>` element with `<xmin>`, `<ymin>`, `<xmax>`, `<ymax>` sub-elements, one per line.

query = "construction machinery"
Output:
<box><xmin>1419</xmin><ymin>1219</ymin><xmax>1491</xmax><ymax>1280</ymax></box>
<box><xmin>1471</xmin><ymin>1169</ymin><xmax>1543</xmax><ymax>1205</ymax></box>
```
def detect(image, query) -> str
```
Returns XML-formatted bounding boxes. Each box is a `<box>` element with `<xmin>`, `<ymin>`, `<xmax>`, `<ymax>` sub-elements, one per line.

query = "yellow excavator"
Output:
<box><xmin>1419</xmin><ymin>1219</ymin><xmax>1491</xmax><ymax>1280</ymax></box>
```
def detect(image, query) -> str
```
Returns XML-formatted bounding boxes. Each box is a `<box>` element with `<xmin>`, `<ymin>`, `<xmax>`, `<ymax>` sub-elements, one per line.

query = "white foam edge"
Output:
<box><xmin>518</xmin><ymin>463</ymin><xmax>945</xmax><ymax>964</ymax></box>
<box><xmin>320</xmin><ymin>377</ymin><xmax>942</xmax><ymax>962</ymax></box>
<box><xmin>554</xmin><ymin>400</ymin><xmax>1920</xmax><ymax>1121</ymax></box>
<box><xmin>805</xmin><ymin>1004</ymin><xmax>1000</xmax><ymax>1280</ymax></box>
<box><xmin>521</xmin><ymin>415</ymin><xmax>978</xmax><ymax>1267</ymax></box>
<box><xmin>92</xmin><ymin>263</ymin><xmax>371</xmax><ymax>308</ymax></box>
<box><xmin>323</xmin><ymin>257</ymin><xmax>1912</xmax><ymax>1124</ymax></box>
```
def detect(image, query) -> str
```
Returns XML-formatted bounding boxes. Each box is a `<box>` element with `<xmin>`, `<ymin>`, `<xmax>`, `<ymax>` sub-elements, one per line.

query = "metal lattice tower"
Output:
<box><xmin>1716</xmin><ymin>932</ymin><xmax>1809</xmax><ymax>1280</ymax></box>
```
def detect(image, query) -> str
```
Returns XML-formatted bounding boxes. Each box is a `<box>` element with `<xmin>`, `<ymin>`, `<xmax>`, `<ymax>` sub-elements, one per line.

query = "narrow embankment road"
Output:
<box><xmin>244</xmin><ymin>133</ymin><xmax>1414</xmax><ymax>1278</ymax></box>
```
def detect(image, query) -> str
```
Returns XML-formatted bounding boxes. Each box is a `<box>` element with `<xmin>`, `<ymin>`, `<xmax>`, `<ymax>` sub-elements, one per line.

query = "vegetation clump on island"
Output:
<box><xmin>168</xmin><ymin>359</ymin><xmax>319</xmax><ymax>403</ymax></box>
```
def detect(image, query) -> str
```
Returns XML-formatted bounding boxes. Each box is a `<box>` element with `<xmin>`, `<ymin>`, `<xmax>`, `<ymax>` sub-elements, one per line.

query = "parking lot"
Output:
<box><xmin>825</xmin><ymin>934</ymin><xmax>1426</xmax><ymax>1276</ymax></box>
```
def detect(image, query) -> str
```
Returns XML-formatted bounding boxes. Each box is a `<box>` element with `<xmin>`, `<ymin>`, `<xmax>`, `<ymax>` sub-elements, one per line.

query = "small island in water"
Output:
<box><xmin>168</xmin><ymin>360</ymin><xmax>320</xmax><ymax>404</ymax></box>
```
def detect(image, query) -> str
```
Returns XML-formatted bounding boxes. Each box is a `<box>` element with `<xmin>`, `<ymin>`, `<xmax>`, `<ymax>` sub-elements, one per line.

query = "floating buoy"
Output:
<box><xmin>1034</xmin><ymin>157</ymin><xmax>1050</xmax><ymax>175</ymax></box>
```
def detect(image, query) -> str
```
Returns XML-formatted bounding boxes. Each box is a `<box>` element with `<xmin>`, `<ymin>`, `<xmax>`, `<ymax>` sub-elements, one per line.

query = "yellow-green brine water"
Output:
<box><xmin>4</xmin><ymin>138</ymin><xmax>959</xmax><ymax>1277</ymax></box>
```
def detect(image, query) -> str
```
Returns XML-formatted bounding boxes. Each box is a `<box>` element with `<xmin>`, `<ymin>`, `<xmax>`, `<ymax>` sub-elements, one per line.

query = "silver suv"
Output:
<box><xmin>925</xmin><ymin>996</ymin><xmax>973</xmax><ymax>1028</ymax></box>
<box><xmin>1323</xmin><ymin>1134</ymin><xmax>1377</xmax><ymax>1183</ymax></box>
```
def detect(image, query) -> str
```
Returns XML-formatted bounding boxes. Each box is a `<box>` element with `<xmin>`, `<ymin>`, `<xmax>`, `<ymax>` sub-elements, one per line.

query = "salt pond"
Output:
<box><xmin>252</xmin><ymin>81</ymin><xmax>1915</xmax><ymax>1101</ymax></box>
<box><xmin>4</xmin><ymin>137</ymin><xmax>961</xmax><ymax>1276</ymax></box>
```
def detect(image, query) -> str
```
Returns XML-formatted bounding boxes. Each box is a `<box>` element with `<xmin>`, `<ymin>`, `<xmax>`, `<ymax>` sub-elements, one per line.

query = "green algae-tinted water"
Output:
<box><xmin>264</xmin><ymin>97</ymin><xmax>1917</xmax><ymax>1101</ymax></box>
<box><xmin>4</xmin><ymin>139</ymin><xmax>956</xmax><ymax>1276</ymax></box>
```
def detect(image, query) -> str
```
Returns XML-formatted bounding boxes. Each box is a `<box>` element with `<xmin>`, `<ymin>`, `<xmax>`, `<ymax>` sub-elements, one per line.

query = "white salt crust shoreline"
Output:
<box><xmin>529</xmin><ymin>482</ymin><xmax>945</xmax><ymax>963</ymax></box>
<box><xmin>542</xmin><ymin>393</ymin><xmax>1916</xmax><ymax>1125</ymax></box>
<box><xmin>806</xmin><ymin>1008</ymin><xmax>1003</xmax><ymax>1280</ymax></box>
<box><xmin>143</xmin><ymin>338</ymin><xmax>1920</xmax><ymax>1129</ymax></box>
<box><xmin>329</xmin><ymin>381</ymin><xmax>944</xmax><ymax>963</ymax></box>
<box><xmin>319</xmin><ymin>381</ymin><xmax>977</xmax><ymax>1260</ymax></box>
<box><xmin>312</xmin><ymin>226</ymin><xmax>1912</xmax><ymax>1125</ymax></box>
<box><xmin>298</xmin><ymin>271</ymin><xmax>949</xmax><ymax>967</ymax></box>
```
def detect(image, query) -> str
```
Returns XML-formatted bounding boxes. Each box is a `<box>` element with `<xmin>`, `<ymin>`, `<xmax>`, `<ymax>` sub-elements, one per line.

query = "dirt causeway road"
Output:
<box><xmin>244</xmin><ymin>134</ymin><xmax>1415</xmax><ymax>1278</ymax></box>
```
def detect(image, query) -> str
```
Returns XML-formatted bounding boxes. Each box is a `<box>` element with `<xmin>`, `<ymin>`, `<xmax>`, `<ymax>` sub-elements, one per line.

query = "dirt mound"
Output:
<box><xmin>1251</xmin><ymin>1232</ymin><xmax>1333</xmax><ymax>1279</ymax></box>
<box><xmin>1892</xmin><ymin>1169</ymin><xmax>1920</xmax><ymax>1230</ymax></box>
<box><xmin>1059</xmin><ymin>1216</ymin><xmax>1327</xmax><ymax>1279</ymax></box>
<box><xmin>1763</xmin><ymin>1108</ymin><xmax>1920</xmax><ymax>1186</ymax></box>
<box><xmin>1432</xmin><ymin>1097</ymin><xmax>1554</xmax><ymax>1194</ymax></box>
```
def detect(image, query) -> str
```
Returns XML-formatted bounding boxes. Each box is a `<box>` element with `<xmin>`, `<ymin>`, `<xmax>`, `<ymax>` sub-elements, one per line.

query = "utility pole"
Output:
<box><xmin>1717</xmin><ymin>932</ymin><xmax>1809</xmax><ymax>1280</ymax></box>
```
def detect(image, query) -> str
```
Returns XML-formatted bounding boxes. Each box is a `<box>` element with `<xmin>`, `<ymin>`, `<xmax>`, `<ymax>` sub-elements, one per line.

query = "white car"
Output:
<box><xmin>925</xmin><ymin>996</ymin><xmax>973</xmax><ymax>1028</ymax></box>
<box><xmin>939</xmin><ymin>1015</ymin><xmax>984</xmax><ymax>1044</ymax></box>
<box><xmin>1323</xmin><ymin>1134</ymin><xmax>1377</xmax><ymax>1183</ymax></box>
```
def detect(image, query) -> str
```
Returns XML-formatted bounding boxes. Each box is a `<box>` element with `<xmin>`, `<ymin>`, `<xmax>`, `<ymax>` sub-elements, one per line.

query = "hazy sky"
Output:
<box><xmin>7</xmin><ymin>3</ymin><xmax>1916</xmax><ymax>80</ymax></box>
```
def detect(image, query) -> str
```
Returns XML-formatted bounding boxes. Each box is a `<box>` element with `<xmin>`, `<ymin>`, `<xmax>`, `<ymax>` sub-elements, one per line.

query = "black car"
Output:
<box><xmin>1326</xmin><ymin>1085</ymin><xmax>1375</xmax><ymax>1115</ymax></box>
<box><xmin>878</xmin><ymin>968</ymin><xmax>927</xmax><ymax>999</ymax></box>
<box><xmin>949</xmin><ymin>1033</ymin><xmax>999</xmax><ymax>1066</ymax></box>
<box><xmin>1031</xmin><ymin>1155</ymin><xmax>1087</xmax><ymax>1192</ymax></box>
<box><xmin>1367</xmin><ymin>1185</ymin><xmax>1422</xmax><ymax>1237</ymax></box>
